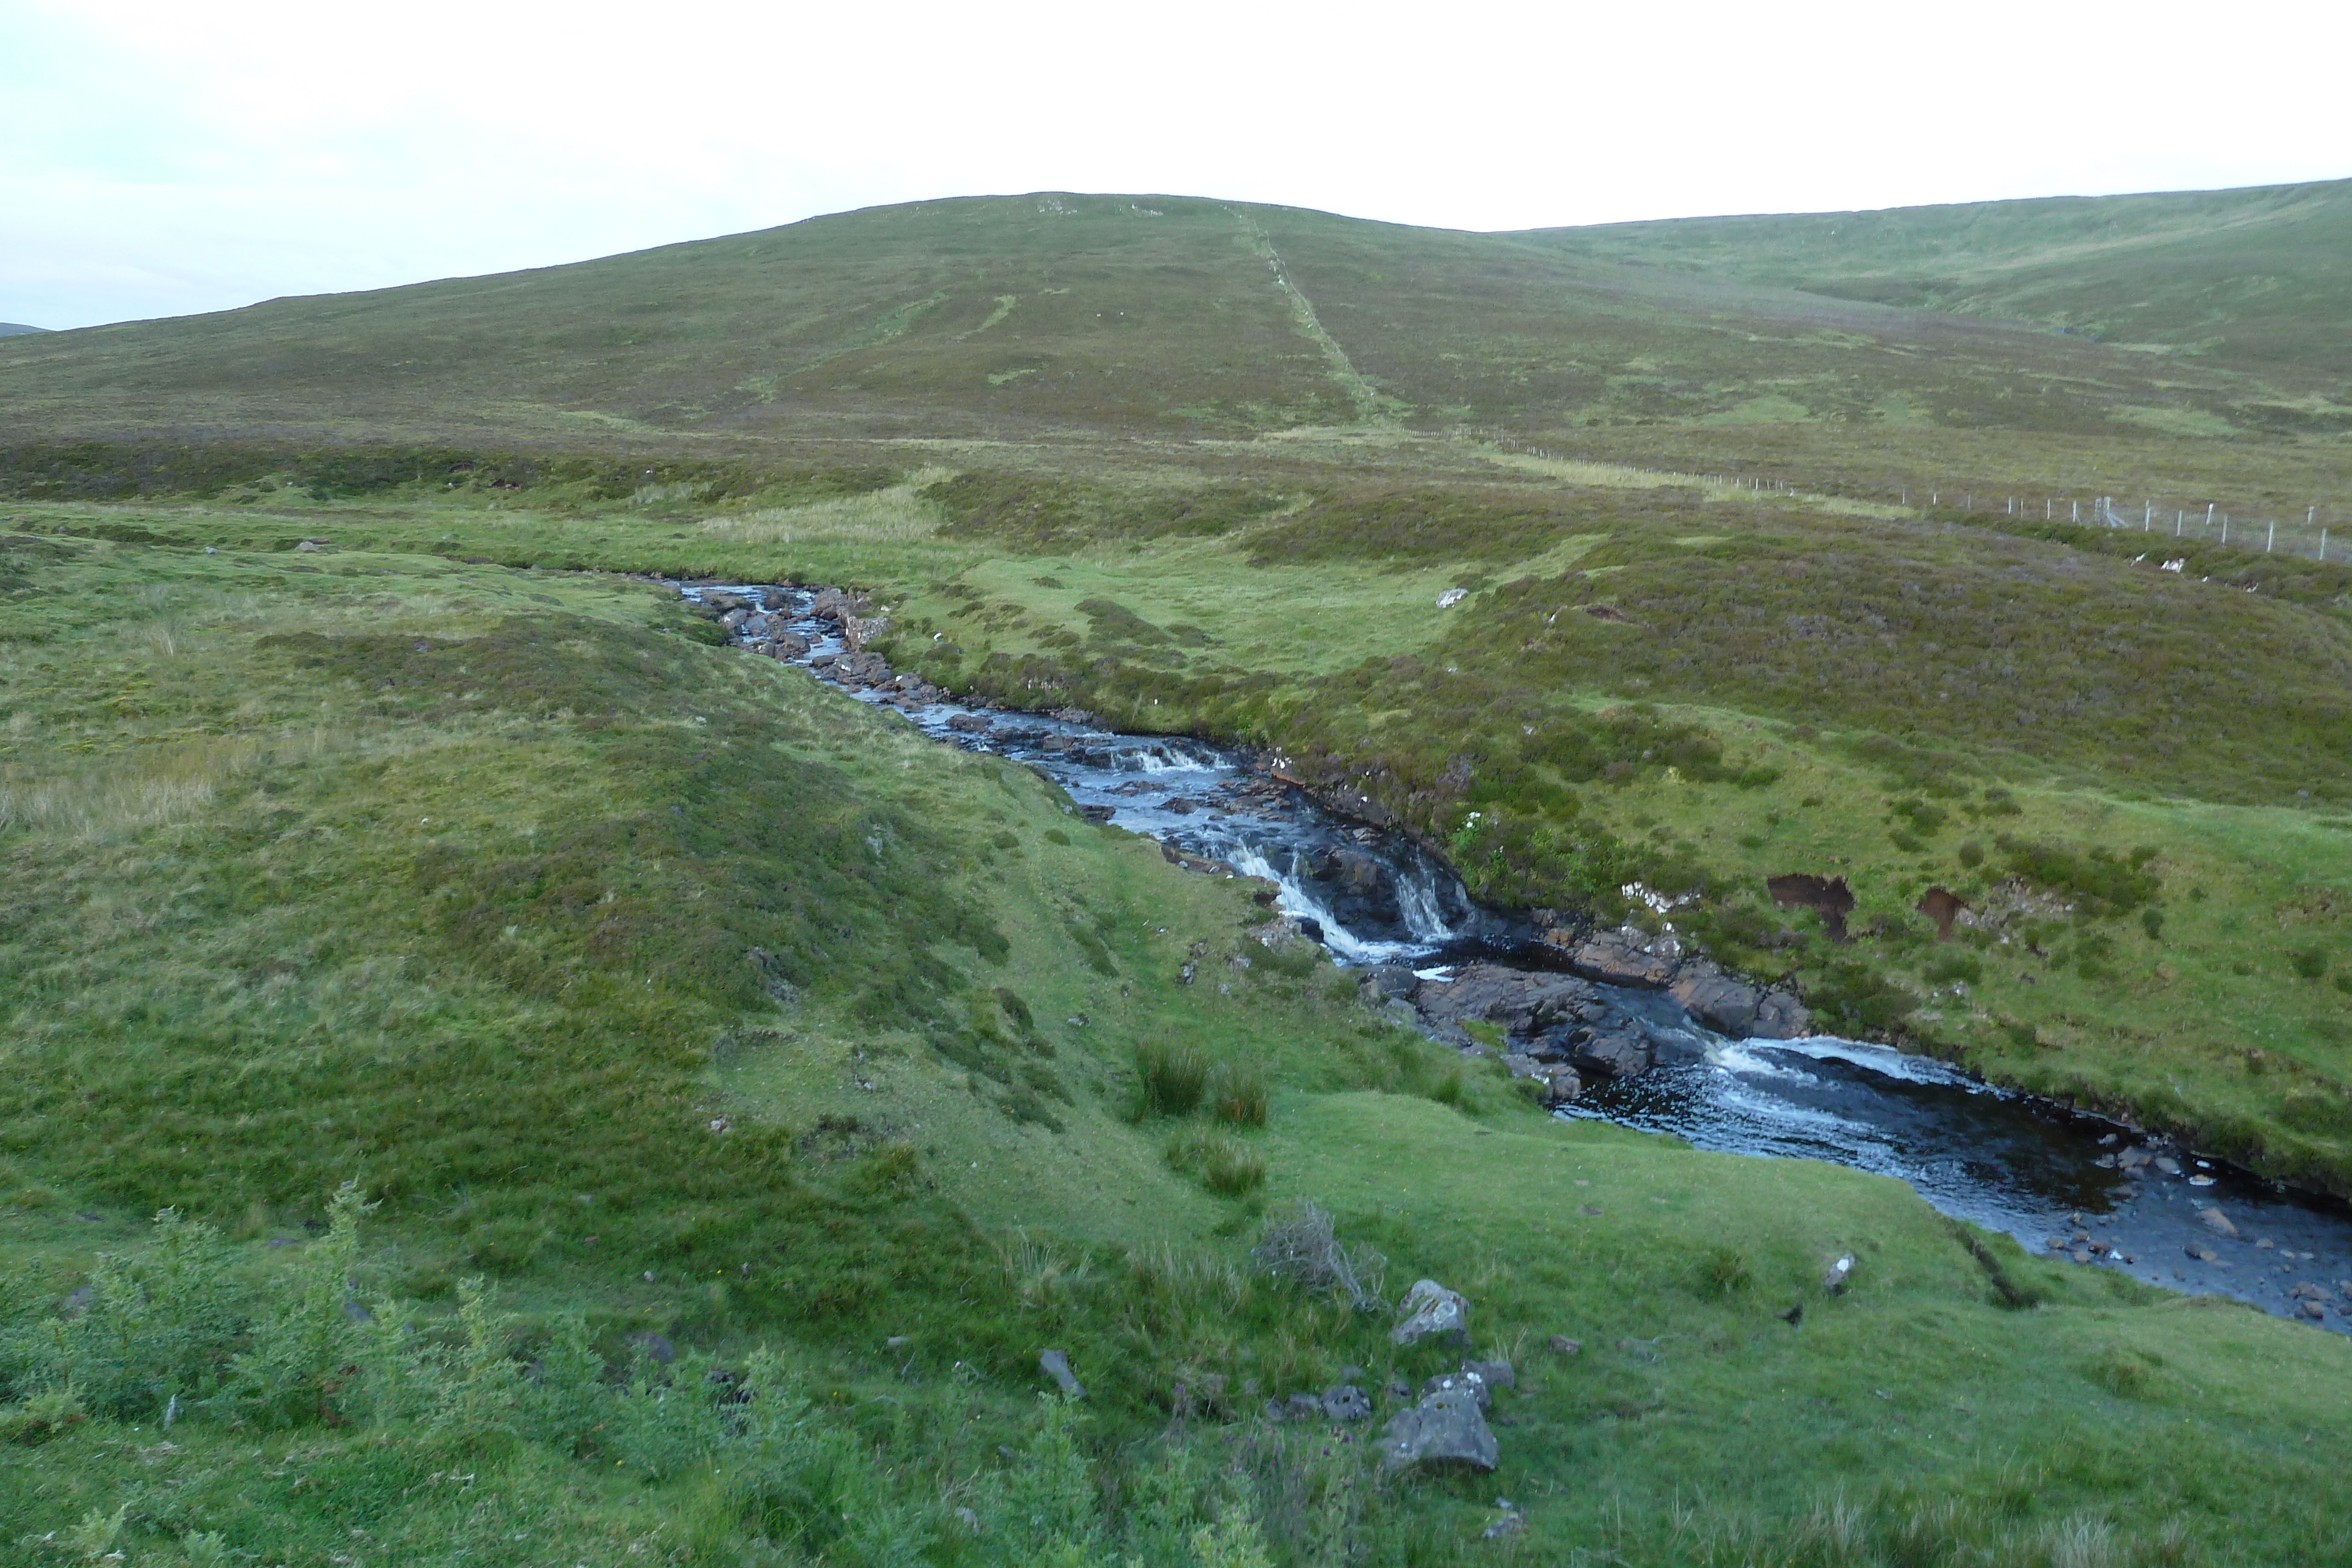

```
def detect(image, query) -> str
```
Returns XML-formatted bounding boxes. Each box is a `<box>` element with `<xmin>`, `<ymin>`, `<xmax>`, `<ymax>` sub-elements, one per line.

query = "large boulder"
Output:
<box><xmin>1668</xmin><ymin>959</ymin><xmax>1763</xmax><ymax>1038</ymax></box>
<box><xmin>1567</xmin><ymin>927</ymin><xmax>1682</xmax><ymax>988</ymax></box>
<box><xmin>1414</xmin><ymin>964</ymin><xmax>1601</xmax><ymax>1039</ymax></box>
<box><xmin>1391</xmin><ymin>1278</ymin><xmax>1470</xmax><ymax>1346</ymax></box>
<box><xmin>831</xmin><ymin>650</ymin><xmax>890</xmax><ymax>686</ymax></box>
<box><xmin>1379</xmin><ymin>1383</ymin><xmax>1498</xmax><ymax>1473</ymax></box>
<box><xmin>1566</xmin><ymin>1020</ymin><xmax>1653</xmax><ymax>1081</ymax></box>
<box><xmin>808</xmin><ymin>587</ymin><xmax>873</xmax><ymax>623</ymax></box>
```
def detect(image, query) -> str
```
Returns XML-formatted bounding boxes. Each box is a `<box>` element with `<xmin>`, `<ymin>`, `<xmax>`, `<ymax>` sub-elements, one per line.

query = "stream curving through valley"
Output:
<box><xmin>680</xmin><ymin>581</ymin><xmax>2352</xmax><ymax>1333</ymax></box>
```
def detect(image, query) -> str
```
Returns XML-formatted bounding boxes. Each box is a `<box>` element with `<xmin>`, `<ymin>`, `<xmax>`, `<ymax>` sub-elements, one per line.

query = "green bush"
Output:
<box><xmin>1997</xmin><ymin>837</ymin><xmax>2161</xmax><ymax>918</ymax></box>
<box><xmin>1922</xmin><ymin>950</ymin><xmax>1983</xmax><ymax>986</ymax></box>
<box><xmin>2291</xmin><ymin>948</ymin><xmax>2331</xmax><ymax>980</ymax></box>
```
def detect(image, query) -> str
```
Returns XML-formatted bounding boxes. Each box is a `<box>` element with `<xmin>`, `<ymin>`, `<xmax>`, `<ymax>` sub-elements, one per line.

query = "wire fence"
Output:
<box><xmin>1469</xmin><ymin>433</ymin><xmax>2342</xmax><ymax>567</ymax></box>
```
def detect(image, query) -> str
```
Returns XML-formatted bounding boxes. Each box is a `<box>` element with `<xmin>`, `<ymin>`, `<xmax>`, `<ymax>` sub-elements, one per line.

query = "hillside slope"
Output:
<box><xmin>1518</xmin><ymin>178</ymin><xmax>2352</xmax><ymax>399</ymax></box>
<box><xmin>0</xmin><ymin>192</ymin><xmax>2325</xmax><ymax>443</ymax></box>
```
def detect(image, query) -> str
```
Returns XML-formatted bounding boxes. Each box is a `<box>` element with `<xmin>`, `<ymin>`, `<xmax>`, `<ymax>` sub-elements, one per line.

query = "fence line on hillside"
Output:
<box><xmin>1467</xmin><ymin>432</ymin><xmax>2341</xmax><ymax>568</ymax></box>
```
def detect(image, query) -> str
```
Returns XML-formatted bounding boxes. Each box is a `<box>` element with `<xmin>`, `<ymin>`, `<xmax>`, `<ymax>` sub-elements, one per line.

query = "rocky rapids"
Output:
<box><xmin>679</xmin><ymin>580</ymin><xmax>2352</xmax><ymax>1333</ymax></box>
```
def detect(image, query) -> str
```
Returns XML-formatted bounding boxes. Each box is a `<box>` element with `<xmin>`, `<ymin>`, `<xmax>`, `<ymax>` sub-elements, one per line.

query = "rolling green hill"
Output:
<box><xmin>1</xmin><ymin>190</ymin><xmax>2339</xmax><ymax>446</ymax></box>
<box><xmin>1518</xmin><ymin>178</ymin><xmax>2352</xmax><ymax>394</ymax></box>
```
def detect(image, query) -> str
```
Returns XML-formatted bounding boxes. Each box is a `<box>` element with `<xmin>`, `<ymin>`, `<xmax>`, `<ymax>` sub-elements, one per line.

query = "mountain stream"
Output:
<box><xmin>682</xmin><ymin>582</ymin><xmax>2352</xmax><ymax>1332</ymax></box>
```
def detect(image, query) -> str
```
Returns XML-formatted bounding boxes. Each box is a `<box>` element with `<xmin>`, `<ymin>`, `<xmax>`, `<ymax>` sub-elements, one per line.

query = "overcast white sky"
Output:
<box><xmin>5</xmin><ymin>0</ymin><xmax>2349</xmax><ymax>330</ymax></box>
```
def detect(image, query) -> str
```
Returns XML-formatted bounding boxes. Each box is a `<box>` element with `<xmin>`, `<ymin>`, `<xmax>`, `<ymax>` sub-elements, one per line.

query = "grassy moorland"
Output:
<box><xmin>1519</xmin><ymin>178</ymin><xmax>2352</xmax><ymax>399</ymax></box>
<box><xmin>7</xmin><ymin>520</ymin><xmax>2352</xmax><ymax>1568</ymax></box>
<box><xmin>3</xmin><ymin>182</ymin><xmax>2352</xmax><ymax>1562</ymax></box>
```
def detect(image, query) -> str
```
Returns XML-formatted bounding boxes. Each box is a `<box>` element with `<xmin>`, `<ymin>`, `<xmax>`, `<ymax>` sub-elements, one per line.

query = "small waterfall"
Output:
<box><xmin>1222</xmin><ymin>844</ymin><xmax>1433</xmax><ymax>964</ymax></box>
<box><xmin>1132</xmin><ymin>744</ymin><xmax>1215</xmax><ymax>774</ymax></box>
<box><xmin>1390</xmin><ymin>860</ymin><xmax>1458</xmax><ymax>944</ymax></box>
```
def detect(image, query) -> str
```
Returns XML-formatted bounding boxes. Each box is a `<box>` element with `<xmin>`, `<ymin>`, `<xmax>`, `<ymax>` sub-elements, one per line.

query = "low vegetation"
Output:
<box><xmin>5</xmin><ymin>181</ymin><xmax>2352</xmax><ymax>1559</ymax></box>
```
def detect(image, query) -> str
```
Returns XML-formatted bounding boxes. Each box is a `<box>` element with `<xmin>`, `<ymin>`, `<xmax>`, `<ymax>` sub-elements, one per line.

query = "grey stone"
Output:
<box><xmin>1039</xmin><ymin>1348</ymin><xmax>1086</xmax><ymax>1399</ymax></box>
<box><xmin>1482</xmin><ymin>1512</ymin><xmax>1525</xmax><ymax>1540</ymax></box>
<box><xmin>1379</xmin><ymin>1383</ymin><xmax>1498</xmax><ymax>1473</ymax></box>
<box><xmin>1412</xmin><ymin>963</ymin><xmax>1599</xmax><ymax>1037</ymax></box>
<box><xmin>631</xmin><ymin>1332</ymin><xmax>676</xmax><ymax>1364</ymax></box>
<box><xmin>2197</xmin><ymin>1206</ymin><xmax>2239</xmax><ymax>1239</ymax></box>
<box><xmin>1420</xmin><ymin>1369</ymin><xmax>1490</xmax><ymax>1411</ymax></box>
<box><xmin>1322</xmin><ymin>1384</ymin><xmax>1372</xmax><ymax>1422</ymax></box>
<box><xmin>1751</xmin><ymin>990</ymin><xmax>1811</xmax><ymax>1039</ymax></box>
<box><xmin>1366</xmin><ymin>964</ymin><xmax>1421</xmax><ymax>1001</ymax></box>
<box><xmin>1668</xmin><ymin>961</ymin><xmax>1763</xmax><ymax>1037</ymax></box>
<box><xmin>1822</xmin><ymin>1254</ymin><xmax>1854</xmax><ymax>1294</ymax></box>
<box><xmin>1548</xmin><ymin>1335</ymin><xmax>1581</xmax><ymax>1356</ymax></box>
<box><xmin>1392</xmin><ymin>1278</ymin><xmax>1471</xmax><ymax>1346</ymax></box>
<box><xmin>2153</xmin><ymin>1156</ymin><xmax>2181</xmax><ymax>1176</ymax></box>
<box><xmin>1462</xmin><ymin>1358</ymin><xmax>1515</xmax><ymax>1391</ymax></box>
<box><xmin>1567</xmin><ymin>1021</ymin><xmax>1653</xmax><ymax>1081</ymax></box>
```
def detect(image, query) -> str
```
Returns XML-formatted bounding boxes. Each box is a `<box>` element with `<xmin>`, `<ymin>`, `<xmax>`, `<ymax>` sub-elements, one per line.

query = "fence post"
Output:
<box><xmin>2144</xmin><ymin>500</ymin><xmax>2152</xmax><ymax>530</ymax></box>
<box><xmin>2324</xmin><ymin>529</ymin><xmax>2331</xmax><ymax>561</ymax></box>
<box><xmin>2176</xmin><ymin>511</ymin><xmax>2183</xmax><ymax>536</ymax></box>
<box><xmin>2267</xmin><ymin>520</ymin><xmax>2275</xmax><ymax>552</ymax></box>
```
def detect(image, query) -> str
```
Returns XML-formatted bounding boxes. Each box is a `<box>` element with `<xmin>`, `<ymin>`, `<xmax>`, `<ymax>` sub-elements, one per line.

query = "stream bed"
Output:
<box><xmin>681</xmin><ymin>581</ymin><xmax>2352</xmax><ymax>1332</ymax></box>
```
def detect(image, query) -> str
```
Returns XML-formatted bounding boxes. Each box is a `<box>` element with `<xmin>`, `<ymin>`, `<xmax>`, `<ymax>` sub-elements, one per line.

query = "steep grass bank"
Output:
<box><xmin>6</xmin><ymin>526</ymin><xmax>2352</xmax><ymax>1562</ymax></box>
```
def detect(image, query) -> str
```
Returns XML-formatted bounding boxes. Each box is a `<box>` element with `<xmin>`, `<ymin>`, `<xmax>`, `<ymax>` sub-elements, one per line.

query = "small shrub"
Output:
<box><xmin>1957</xmin><ymin>840</ymin><xmax>1986</xmax><ymax>868</ymax></box>
<box><xmin>1208</xmin><ymin>1061</ymin><xmax>1269</xmax><ymax>1126</ymax></box>
<box><xmin>2291</xmin><ymin>947</ymin><xmax>2330</xmax><ymax>980</ymax></box>
<box><xmin>0</xmin><ymin>1385</ymin><xmax>85</xmax><ymax>1444</ymax></box>
<box><xmin>1249</xmin><ymin>1201</ymin><xmax>1385</xmax><ymax>1310</ymax></box>
<box><xmin>1430</xmin><ymin>1067</ymin><xmax>1468</xmax><ymax>1108</ymax></box>
<box><xmin>2140</xmin><ymin>908</ymin><xmax>2164</xmax><ymax>941</ymax></box>
<box><xmin>1922</xmin><ymin>950</ymin><xmax>1983</xmax><ymax>986</ymax></box>
<box><xmin>1134</xmin><ymin>1041</ymin><xmax>1209</xmax><ymax>1119</ymax></box>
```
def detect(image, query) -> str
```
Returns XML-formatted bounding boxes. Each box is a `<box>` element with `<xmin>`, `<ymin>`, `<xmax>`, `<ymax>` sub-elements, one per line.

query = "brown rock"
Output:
<box><xmin>1568</xmin><ymin>927</ymin><xmax>1682</xmax><ymax>988</ymax></box>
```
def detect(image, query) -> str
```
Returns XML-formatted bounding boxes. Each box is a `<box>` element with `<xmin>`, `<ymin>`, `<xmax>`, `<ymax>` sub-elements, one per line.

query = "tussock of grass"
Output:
<box><xmin>1208</xmin><ymin>1061</ymin><xmax>1269</xmax><ymax>1126</ymax></box>
<box><xmin>1132</xmin><ymin>1039</ymin><xmax>1210</xmax><ymax>1119</ymax></box>
<box><xmin>1164</xmin><ymin>1126</ymin><xmax>1266</xmax><ymax>1198</ymax></box>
